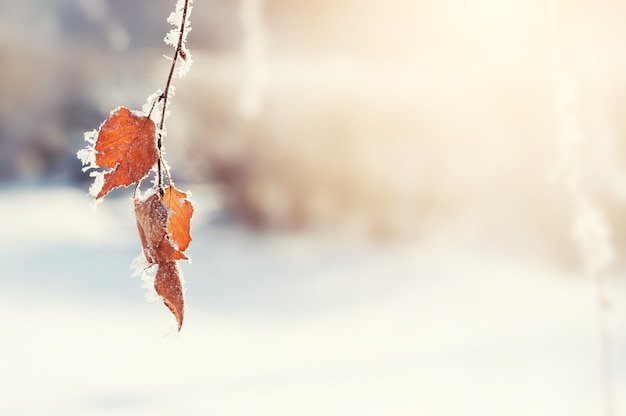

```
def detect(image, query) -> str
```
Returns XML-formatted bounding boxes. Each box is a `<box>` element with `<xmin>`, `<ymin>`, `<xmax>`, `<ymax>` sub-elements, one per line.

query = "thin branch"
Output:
<box><xmin>157</xmin><ymin>0</ymin><xmax>191</xmax><ymax>196</ymax></box>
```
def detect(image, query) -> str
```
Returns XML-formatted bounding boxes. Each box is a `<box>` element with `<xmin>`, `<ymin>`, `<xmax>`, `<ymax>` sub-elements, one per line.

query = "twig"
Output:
<box><xmin>157</xmin><ymin>0</ymin><xmax>191</xmax><ymax>196</ymax></box>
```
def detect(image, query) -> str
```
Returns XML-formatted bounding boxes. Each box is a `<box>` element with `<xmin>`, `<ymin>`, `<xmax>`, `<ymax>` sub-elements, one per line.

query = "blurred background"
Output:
<box><xmin>1</xmin><ymin>0</ymin><xmax>625</xmax><ymax>415</ymax></box>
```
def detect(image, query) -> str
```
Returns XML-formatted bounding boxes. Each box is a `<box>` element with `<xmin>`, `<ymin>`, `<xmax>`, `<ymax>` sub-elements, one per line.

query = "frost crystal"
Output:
<box><xmin>164</xmin><ymin>0</ymin><xmax>194</xmax><ymax>78</ymax></box>
<box><xmin>130</xmin><ymin>253</ymin><xmax>159</xmax><ymax>302</ymax></box>
<box><xmin>88</xmin><ymin>171</ymin><xmax>105</xmax><ymax>199</ymax></box>
<box><xmin>174</xmin><ymin>52</ymin><xmax>193</xmax><ymax>78</ymax></box>
<box><xmin>77</xmin><ymin>130</ymin><xmax>98</xmax><ymax>171</ymax></box>
<box><xmin>77</xmin><ymin>123</ymin><xmax>102</xmax><ymax>203</ymax></box>
<box><xmin>135</xmin><ymin>186</ymin><xmax>158</xmax><ymax>203</ymax></box>
<box><xmin>164</xmin><ymin>29</ymin><xmax>178</xmax><ymax>48</ymax></box>
<box><xmin>141</xmin><ymin>90</ymin><xmax>163</xmax><ymax>121</ymax></box>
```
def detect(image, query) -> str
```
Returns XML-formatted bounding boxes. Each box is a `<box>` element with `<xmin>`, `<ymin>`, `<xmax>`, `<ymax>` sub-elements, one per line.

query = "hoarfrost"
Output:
<box><xmin>150</xmin><ymin>171</ymin><xmax>160</xmax><ymax>189</ymax></box>
<box><xmin>164</xmin><ymin>28</ymin><xmax>178</xmax><ymax>48</ymax></box>
<box><xmin>77</xmin><ymin>130</ymin><xmax>98</xmax><ymax>171</ymax></box>
<box><xmin>135</xmin><ymin>186</ymin><xmax>158</xmax><ymax>203</ymax></box>
<box><xmin>130</xmin><ymin>253</ymin><xmax>159</xmax><ymax>302</ymax></box>
<box><xmin>166</xmin><ymin>0</ymin><xmax>193</xmax><ymax>45</ymax></box>
<box><xmin>88</xmin><ymin>171</ymin><xmax>105</xmax><ymax>199</ymax></box>
<box><xmin>174</xmin><ymin>53</ymin><xmax>193</xmax><ymax>78</ymax></box>
<box><xmin>76</xmin><ymin>122</ymin><xmax>103</xmax><ymax>204</ymax></box>
<box><xmin>164</xmin><ymin>0</ymin><xmax>194</xmax><ymax>78</ymax></box>
<box><xmin>161</xmin><ymin>152</ymin><xmax>174</xmax><ymax>184</ymax></box>
<box><xmin>141</xmin><ymin>90</ymin><xmax>163</xmax><ymax>121</ymax></box>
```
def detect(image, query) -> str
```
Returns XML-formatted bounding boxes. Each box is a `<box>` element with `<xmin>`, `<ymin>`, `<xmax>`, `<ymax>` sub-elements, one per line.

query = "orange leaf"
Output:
<box><xmin>135</xmin><ymin>193</ymin><xmax>187</xmax><ymax>265</ymax></box>
<box><xmin>163</xmin><ymin>186</ymin><xmax>194</xmax><ymax>252</ymax></box>
<box><xmin>155</xmin><ymin>261</ymin><xmax>185</xmax><ymax>331</ymax></box>
<box><xmin>95</xmin><ymin>107</ymin><xmax>158</xmax><ymax>199</ymax></box>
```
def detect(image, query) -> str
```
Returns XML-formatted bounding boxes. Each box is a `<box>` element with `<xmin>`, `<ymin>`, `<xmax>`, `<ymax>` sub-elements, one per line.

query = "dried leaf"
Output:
<box><xmin>77</xmin><ymin>0</ymin><xmax>196</xmax><ymax>331</ymax></box>
<box><xmin>155</xmin><ymin>261</ymin><xmax>185</xmax><ymax>331</ymax></box>
<box><xmin>95</xmin><ymin>107</ymin><xmax>158</xmax><ymax>199</ymax></box>
<box><xmin>163</xmin><ymin>186</ymin><xmax>194</xmax><ymax>252</ymax></box>
<box><xmin>135</xmin><ymin>193</ymin><xmax>187</xmax><ymax>265</ymax></box>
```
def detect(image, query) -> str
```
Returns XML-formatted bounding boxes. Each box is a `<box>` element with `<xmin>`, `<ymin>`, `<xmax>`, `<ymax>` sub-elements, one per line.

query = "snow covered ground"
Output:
<box><xmin>0</xmin><ymin>185</ymin><xmax>624</xmax><ymax>416</ymax></box>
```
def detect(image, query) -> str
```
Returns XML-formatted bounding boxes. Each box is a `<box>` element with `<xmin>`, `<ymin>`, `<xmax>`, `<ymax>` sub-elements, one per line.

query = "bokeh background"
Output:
<box><xmin>1</xmin><ymin>0</ymin><xmax>625</xmax><ymax>415</ymax></box>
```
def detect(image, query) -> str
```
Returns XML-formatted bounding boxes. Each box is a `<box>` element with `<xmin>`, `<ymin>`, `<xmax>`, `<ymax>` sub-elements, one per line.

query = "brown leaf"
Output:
<box><xmin>155</xmin><ymin>261</ymin><xmax>185</xmax><ymax>331</ymax></box>
<box><xmin>95</xmin><ymin>107</ymin><xmax>158</xmax><ymax>199</ymax></box>
<box><xmin>163</xmin><ymin>186</ymin><xmax>194</xmax><ymax>252</ymax></box>
<box><xmin>135</xmin><ymin>193</ymin><xmax>187</xmax><ymax>265</ymax></box>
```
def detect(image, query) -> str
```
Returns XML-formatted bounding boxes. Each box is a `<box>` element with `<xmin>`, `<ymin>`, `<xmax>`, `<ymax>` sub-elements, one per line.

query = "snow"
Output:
<box><xmin>0</xmin><ymin>185</ymin><xmax>624</xmax><ymax>416</ymax></box>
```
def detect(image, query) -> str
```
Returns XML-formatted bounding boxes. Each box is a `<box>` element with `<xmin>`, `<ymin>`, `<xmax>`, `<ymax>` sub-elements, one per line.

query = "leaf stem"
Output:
<box><xmin>157</xmin><ymin>0</ymin><xmax>190</xmax><ymax>196</ymax></box>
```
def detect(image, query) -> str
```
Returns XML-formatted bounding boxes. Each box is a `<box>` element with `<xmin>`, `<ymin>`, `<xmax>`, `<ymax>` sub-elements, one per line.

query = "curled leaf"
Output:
<box><xmin>94</xmin><ymin>107</ymin><xmax>158</xmax><ymax>199</ymax></box>
<box><xmin>135</xmin><ymin>193</ymin><xmax>187</xmax><ymax>265</ymax></box>
<box><xmin>163</xmin><ymin>186</ymin><xmax>194</xmax><ymax>252</ymax></box>
<box><xmin>155</xmin><ymin>261</ymin><xmax>185</xmax><ymax>331</ymax></box>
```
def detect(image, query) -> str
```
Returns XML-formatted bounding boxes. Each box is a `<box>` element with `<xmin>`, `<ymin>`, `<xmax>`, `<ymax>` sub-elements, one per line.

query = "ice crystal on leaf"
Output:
<box><xmin>96</xmin><ymin>108</ymin><xmax>158</xmax><ymax>199</ymax></box>
<box><xmin>77</xmin><ymin>130</ymin><xmax>97</xmax><ymax>170</ymax></box>
<box><xmin>88</xmin><ymin>171</ymin><xmax>105</xmax><ymax>200</ymax></box>
<box><xmin>78</xmin><ymin>107</ymin><xmax>158</xmax><ymax>199</ymax></box>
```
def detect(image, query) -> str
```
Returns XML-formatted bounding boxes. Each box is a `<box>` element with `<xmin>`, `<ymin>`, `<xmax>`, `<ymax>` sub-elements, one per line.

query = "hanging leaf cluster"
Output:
<box><xmin>77</xmin><ymin>0</ymin><xmax>195</xmax><ymax>331</ymax></box>
<box><xmin>79</xmin><ymin>106</ymin><xmax>193</xmax><ymax>331</ymax></box>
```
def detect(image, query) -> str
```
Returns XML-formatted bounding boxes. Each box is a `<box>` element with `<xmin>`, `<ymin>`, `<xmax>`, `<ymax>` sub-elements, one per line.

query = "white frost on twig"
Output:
<box><xmin>165</xmin><ymin>0</ymin><xmax>194</xmax><ymax>78</ymax></box>
<box><xmin>141</xmin><ymin>90</ymin><xmax>163</xmax><ymax>122</ymax></box>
